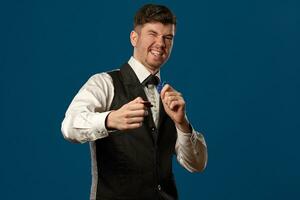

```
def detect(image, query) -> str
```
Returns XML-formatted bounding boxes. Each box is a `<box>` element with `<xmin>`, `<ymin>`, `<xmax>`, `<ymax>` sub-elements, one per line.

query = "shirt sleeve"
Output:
<box><xmin>61</xmin><ymin>73</ymin><xmax>114</xmax><ymax>143</ymax></box>
<box><xmin>175</xmin><ymin>125</ymin><xmax>208</xmax><ymax>172</ymax></box>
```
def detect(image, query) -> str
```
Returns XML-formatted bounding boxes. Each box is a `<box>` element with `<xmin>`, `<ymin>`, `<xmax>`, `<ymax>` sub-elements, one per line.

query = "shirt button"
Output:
<box><xmin>101</xmin><ymin>130</ymin><xmax>106</xmax><ymax>135</ymax></box>
<box><xmin>157</xmin><ymin>184</ymin><xmax>161</xmax><ymax>191</ymax></box>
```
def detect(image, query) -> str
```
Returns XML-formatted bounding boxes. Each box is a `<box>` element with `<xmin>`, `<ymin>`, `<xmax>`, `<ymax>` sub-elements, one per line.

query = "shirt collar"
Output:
<box><xmin>128</xmin><ymin>56</ymin><xmax>161</xmax><ymax>84</ymax></box>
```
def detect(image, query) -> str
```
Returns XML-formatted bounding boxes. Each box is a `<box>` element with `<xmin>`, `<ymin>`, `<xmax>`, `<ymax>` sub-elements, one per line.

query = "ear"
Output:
<box><xmin>130</xmin><ymin>30</ymin><xmax>138</xmax><ymax>47</ymax></box>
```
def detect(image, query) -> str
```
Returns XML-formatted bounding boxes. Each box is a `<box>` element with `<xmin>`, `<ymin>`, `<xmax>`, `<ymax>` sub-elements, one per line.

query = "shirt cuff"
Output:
<box><xmin>89</xmin><ymin>111</ymin><xmax>111</xmax><ymax>140</ymax></box>
<box><xmin>176</xmin><ymin>126</ymin><xmax>192</xmax><ymax>146</ymax></box>
<box><xmin>176</xmin><ymin>126</ymin><xmax>206</xmax><ymax>147</ymax></box>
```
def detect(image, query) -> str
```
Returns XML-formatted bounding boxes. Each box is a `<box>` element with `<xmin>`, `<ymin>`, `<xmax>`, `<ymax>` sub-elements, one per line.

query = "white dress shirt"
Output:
<box><xmin>61</xmin><ymin>57</ymin><xmax>207</xmax><ymax>199</ymax></box>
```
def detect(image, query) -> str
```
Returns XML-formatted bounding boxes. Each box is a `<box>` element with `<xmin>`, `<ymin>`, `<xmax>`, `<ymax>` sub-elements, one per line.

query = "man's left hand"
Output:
<box><xmin>161</xmin><ymin>84</ymin><xmax>191</xmax><ymax>133</ymax></box>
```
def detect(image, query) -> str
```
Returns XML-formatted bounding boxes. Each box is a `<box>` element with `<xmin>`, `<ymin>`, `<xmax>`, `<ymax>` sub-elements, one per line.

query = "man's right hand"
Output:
<box><xmin>106</xmin><ymin>97</ymin><xmax>148</xmax><ymax>131</ymax></box>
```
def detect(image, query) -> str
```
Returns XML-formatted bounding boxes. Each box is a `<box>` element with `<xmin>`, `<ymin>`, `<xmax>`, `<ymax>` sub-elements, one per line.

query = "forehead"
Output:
<box><xmin>140</xmin><ymin>22</ymin><xmax>175</xmax><ymax>35</ymax></box>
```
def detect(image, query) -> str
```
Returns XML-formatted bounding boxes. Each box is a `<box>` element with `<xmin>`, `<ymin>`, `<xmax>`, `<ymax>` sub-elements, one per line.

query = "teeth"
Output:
<box><xmin>150</xmin><ymin>50</ymin><xmax>163</xmax><ymax>56</ymax></box>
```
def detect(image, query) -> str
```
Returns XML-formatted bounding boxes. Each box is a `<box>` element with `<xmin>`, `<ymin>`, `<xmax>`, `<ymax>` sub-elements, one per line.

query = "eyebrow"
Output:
<box><xmin>147</xmin><ymin>30</ymin><xmax>158</xmax><ymax>34</ymax></box>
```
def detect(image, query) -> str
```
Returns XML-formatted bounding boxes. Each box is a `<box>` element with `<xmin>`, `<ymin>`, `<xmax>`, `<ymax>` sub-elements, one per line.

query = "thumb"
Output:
<box><xmin>132</xmin><ymin>96</ymin><xmax>144</xmax><ymax>103</ymax></box>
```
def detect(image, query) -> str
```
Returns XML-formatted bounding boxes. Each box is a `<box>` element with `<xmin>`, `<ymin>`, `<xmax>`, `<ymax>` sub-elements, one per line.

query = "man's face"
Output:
<box><xmin>130</xmin><ymin>22</ymin><xmax>175</xmax><ymax>73</ymax></box>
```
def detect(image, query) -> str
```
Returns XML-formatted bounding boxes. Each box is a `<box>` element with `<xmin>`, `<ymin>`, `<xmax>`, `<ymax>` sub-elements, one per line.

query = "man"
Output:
<box><xmin>61</xmin><ymin>4</ymin><xmax>207</xmax><ymax>200</ymax></box>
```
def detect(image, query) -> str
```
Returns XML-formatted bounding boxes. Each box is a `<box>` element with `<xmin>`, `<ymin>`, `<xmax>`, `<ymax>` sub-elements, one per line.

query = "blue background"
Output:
<box><xmin>1</xmin><ymin>0</ymin><xmax>300</xmax><ymax>199</ymax></box>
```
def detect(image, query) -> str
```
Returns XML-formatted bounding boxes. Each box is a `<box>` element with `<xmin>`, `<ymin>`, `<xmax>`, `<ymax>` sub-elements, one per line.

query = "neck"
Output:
<box><xmin>132</xmin><ymin>56</ymin><xmax>160</xmax><ymax>75</ymax></box>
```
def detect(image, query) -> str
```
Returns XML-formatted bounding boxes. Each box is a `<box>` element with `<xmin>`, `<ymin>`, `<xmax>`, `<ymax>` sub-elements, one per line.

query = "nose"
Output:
<box><xmin>155</xmin><ymin>36</ymin><xmax>166</xmax><ymax>48</ymax></box>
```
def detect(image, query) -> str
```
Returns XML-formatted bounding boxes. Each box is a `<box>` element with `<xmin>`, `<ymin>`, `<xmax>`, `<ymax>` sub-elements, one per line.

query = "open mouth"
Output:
<box><xmin>150</xmin><ymin>49</ymin><xmax>164</xmax><ymax>57</ymax></box>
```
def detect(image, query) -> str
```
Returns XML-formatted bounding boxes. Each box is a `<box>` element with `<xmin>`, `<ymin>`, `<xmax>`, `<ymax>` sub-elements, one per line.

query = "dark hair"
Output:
<box><xmin>134</xmin><ymin>4</ymin><xmax>176</xmax><ymax>28</ymax></box>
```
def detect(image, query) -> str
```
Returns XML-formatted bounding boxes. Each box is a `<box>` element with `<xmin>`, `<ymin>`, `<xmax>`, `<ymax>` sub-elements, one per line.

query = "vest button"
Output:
<box><xmin>157</xmin><ymin>184</ymin><xmax>161</xmax><ymax>191</ymax></box>
<box><xmin>151</xmin><ymin>127</ymin><xmax>156</xmax><ymax>133</ymax></box>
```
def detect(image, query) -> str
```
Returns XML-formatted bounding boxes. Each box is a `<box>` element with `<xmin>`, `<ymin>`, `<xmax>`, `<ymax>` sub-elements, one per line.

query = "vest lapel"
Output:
<box><xmin>158</xmin><ymin>98</ymin><xmax>167</xmax><ymax>129</ymax></box>
<box><xmin>120</xmin><ymin>63</ymin><xmax>157</xmax><ymax>141</ymax></box>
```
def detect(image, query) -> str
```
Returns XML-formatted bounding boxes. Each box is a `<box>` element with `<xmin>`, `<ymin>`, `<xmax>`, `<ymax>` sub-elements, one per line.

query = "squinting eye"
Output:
<box><xmin>165</xmin><ymin>36</ymin><xmax>173</xmax><ymax>41</ymax></box>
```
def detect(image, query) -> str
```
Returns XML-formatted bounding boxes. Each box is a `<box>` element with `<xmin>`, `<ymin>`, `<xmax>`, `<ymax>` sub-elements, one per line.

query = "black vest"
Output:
<box><xmin>95</xmin><ymin>63</ymin><xmax>178</xmax><ymax>200</ymax></box>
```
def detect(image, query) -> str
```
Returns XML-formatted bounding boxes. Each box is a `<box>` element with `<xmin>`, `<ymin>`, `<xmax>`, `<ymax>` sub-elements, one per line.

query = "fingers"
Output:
<box><xmin>119</xmin><ymin>111</ymin><xmax>145</xmax><ymax>130</ymax></box>
<box><xmin>114</xmin><ymin>97</ymin><xmax>150</xmax><ymax>130</ymax></box>
<box><xmin>161</xmin><ymin>84</ymin><xmax>173</xmax><ymax>99</ymax></box>
<box><xmin>125</xmin><ymin>117</ymin><xmax>144</xmax><ymax>124</ymax></box>
<box><xmin>125</xmin><ymin>109</ymin><xmax>148</xmax><ymax>118</ymax></box>
<box><xmin>166</xmin><ymin>91</ymin><xmax>181</xmax><ymax>95</ymax></box>
<box><xmin>160</xmin><ymin>84</ymin><xmax>185</xmax><ymax>111</ymax></box>
<box><xmin>131</xmin><ymin>96</ymin><xmax>144</xmax><ymax>104</ymax></box>
<box><xmin>128</xmin><ymin>97</ymin><xmax>152</xmax><ymax>109</ymax></box>
<box><xmin>125</xmin><ymin>123</ymin><xmax>143</xmax><ymax>129</ymax></box>
<box><xmin>115</xmin><ymin>111</ymin><xmax>146</xmax><ymax>130</ymax></box>
<box><xmin>164</xmin><ymin>96</ymin><xmax>185</xmax><ymax>110</ymax></box>
<box><xmin>126</xmin><ymin>103</ymin><xmax>146</xmax><ymax>111</ymax></box>
<box><xmin>165</xmin><ymin>95</ymin><xmax>180</xmax><ymax>107</ymax></box>
<box><xmin>127</xmin><ymin>97</ymin><xmax>149</xmax><ymax>110</ymax></box>
<box><xmin>107</xmin><ymin>96</ymin><xmax>151</xmax><ymax>130</ymax></box>
<box><xmin>169</xmin><ymin>98</ymin><xmax>185</xmax><ymax>110</ymax></box>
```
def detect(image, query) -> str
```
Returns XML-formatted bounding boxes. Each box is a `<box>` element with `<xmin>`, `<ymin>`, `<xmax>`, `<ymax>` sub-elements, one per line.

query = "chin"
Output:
<box><xmin>149</xmin><ymin>59</ymin><xmax>166</xmax><ymax>67</ymax></box>
<box><xmin>149</xmin><ymin>62</ymin><xmax>163</xmax><ymax>70</ymax></box>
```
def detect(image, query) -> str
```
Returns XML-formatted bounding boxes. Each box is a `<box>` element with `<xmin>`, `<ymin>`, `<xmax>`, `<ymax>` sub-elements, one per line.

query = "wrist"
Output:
<box><xmin>105</xmin><ymin>110</ymin><xmax>116</xmax><ymax>130</ymax></box>
<box><xmin>175</xmin><ymin>118</ymin><xmax>191</xmax><ymax>133</ymax></box>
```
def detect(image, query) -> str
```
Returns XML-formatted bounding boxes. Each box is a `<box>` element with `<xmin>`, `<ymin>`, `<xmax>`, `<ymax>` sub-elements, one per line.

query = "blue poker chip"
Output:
<box><xmin>157</xmin><ymin>81</ymin><xmax>166</xmax><ymax>93</ymax></box>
